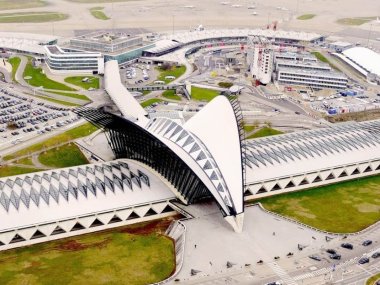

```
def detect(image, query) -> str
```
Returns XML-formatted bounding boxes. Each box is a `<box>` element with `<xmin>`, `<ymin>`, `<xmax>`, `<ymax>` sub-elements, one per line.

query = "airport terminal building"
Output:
<box><xmin>0</xmin><ymin>61</ymin><xmax>379</xmax><ymax>251</ymax></box>
<box><xmin>44</xmin><ymin>45</ymin><xmax>104</xmax><ymax>74</ymax></box>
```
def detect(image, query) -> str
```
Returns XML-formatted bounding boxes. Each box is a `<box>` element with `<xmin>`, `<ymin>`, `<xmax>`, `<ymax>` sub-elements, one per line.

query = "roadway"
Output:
<box><xmin>173</xmin><ymin>202</ymin><xmax>380</xmax><ymax>285</ymax></box>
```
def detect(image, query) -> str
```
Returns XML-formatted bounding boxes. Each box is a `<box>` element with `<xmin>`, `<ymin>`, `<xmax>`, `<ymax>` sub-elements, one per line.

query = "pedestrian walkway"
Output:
<box><xmin>267</xmin><ymin>262</ymin><xmax>298</xmax><ymax>285</ymax></box>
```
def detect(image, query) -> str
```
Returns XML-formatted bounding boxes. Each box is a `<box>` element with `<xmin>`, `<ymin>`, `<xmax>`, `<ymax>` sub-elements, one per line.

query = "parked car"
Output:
<box><xmin>371</xmin><ymin>252</ymin><xmax>380</xmax><ymax>259</ymax></box>
<box><xmin>362</xmin><ymin>240</ymin><xmax>372</xmax><ymax>246</ymax></box>
<box><xmin>358</xmin><ymin>257</ymin><xmax>369</xmax><ymax>264</ymax></box>
<box><xmin>341</xmin><ymin>243</ymin><xmax>353</xmax><ymax>250</ymax></box>
<box><xmin>326</xmin><ymin>249</ymin><xmax>337</xmax><ymax>255</ymax></box>
<box><xmin>329</xmin><ymin>254</ymin><xmax>341</xmax><ymax>260</ymax></box>
<box><xmin>309</xmin><ymin>255</ymin><xmax>321</xmax><ymax>261</ymax></box>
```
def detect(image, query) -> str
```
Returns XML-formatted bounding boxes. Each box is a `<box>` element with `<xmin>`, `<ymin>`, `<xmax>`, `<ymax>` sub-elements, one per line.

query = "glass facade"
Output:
<box><xmin>75</xmin><ymin>108</ymin><xmax>212</xmax><ymax>205</ymax></box>
<box><xmin>104</xmin><ymin>44</ymin><xmax>155</xmax><ymax>64</ymax></box>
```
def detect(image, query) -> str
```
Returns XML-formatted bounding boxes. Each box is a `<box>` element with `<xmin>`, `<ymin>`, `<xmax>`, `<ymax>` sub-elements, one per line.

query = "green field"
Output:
<box><xmin>246</xmin><ymin>127</ymin><xmax>283</xmax><ymax>139</ymax></box>
<box><xmin>218</xmin><ymin>82</ymin><xmax>234</xmax><ymax>88</ymax></box>
<box><xmin>311</xmin><ymin>51</ymin><xmax>341</xmax><ymax>71</ymax></box>
<box><xmin>35</xmin><ymin>95</ymin><xmax>81</xmax><ymax>107</ymax></box>
<box><xmin>4</xmin><ymin>123</ymin><xmax>98</xmax><ymax>161</ymax></box>
<box><xmin>38</xmin><ymin>144</ymin><xmax>89</xmax><ymax>168</ymax></box>
<box><xmin>156</xmin><ymin>65</ymin><xmax>186</xmax><ymax>84</ymax></box>
<box><xmin>0</xmin><ymin>0</ymin><xmax>46</xmax><ymax>10</ymax></box>
<box><xmin>8</xmin><ymin>57</ymin><xmax>20</xmax><ymax>81</ymax></box>
<box><xmin>367</xmin><ymin>273</ymin><xmax>380</xmax><ymax>285</ymax></box>
<box><xmin>243</xmin><ymin>125</ymin><xmax>257</xmax><ymax>133</ymax></box>
<box><xmin>23</xmin><ymin>58</ymin><xmax>76</xmax><ymax>91</ymax></box>
<box><xmin>0</xmin><ymin>165</ymin><xmax>42</xmax><ymax>178</ymax></box>
<box><xmin>16</xmin><ymin>157</ymin><xmax>34</xmax><ymax>166</ymax></box>
<box><xmin>297</xmin><ymin>14</ymin><xmax>316</xmax><ymax>20</ymax></box>
<box><xmin>0</xmin><ymin>219</ymin><xmax>175</xmax><ymax>285</ymax></box>
<box><xmin>47</xmin><ymin>90</ymin><xmax>90</xmax><ymax>101</ymax></box>
<box><xmin>89</xmin><ymin>7</ymin><xmax>110</xmax><ymax>20</ymax></box>
<box><xmin>0</xmin><ymin>12</ymin><xmax>68</xmax><ymax>23</ymax></box>
<box><xmin>64</xmin><ymin>76</ymin><xmax>100</xmax><ymax>89</ymax></box>
<box><xmin>191</xmin><ymin>86</ymin><xmax>220</xmax><ymax>102</ymax></box>
<box><xmin>337</xmin><ymin>17</ymin><xmax>376</xmax><ymax>26</ymax></box>
<box><xmin>141</xmin><ymin>98</ymin><xmax>163</xmax><ymax>108</ymax></box>
<box><xmin>254</xmin><ymin>175</ymin><xmax>380</xmax><ymax>233</ymax></box>
<box><xmin>162</xmin><ymin>90</ymin><xmax>181</xmax><ymax>101</ymax></box>
<box><xmin>312</xmin><ymin>51</ymin><xmax>329</xmax><ymax>63</ymax></box>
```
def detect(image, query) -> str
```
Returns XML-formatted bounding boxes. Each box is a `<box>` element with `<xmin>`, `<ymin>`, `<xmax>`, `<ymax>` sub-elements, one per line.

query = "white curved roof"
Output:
<box><xmin>245</xmin><ymin>120</ymin><xmax>380</xmax><ymax>184</ymax></box>
<box><xmin>185</xmin><ymin>96</ymin><xmax>243</xmax><ymax>214</ymax></box>
<box><xmin>163</xmin><ymin>29</ymin><xmax>322</xmax><ymax>45</ymax></box>
<box><xmin>104</xmin><ymin>60</ymin><xmax>148</xmax><ymax>122</ymax></box>
<box><xmin>0</xmin><ymin>32</ymin><xmax>58</xmax><ymax>55</ymax></box>
<box><xmin>144</xmin><ymin>40</ymin><xmax>181</xmax><ymax>54</ymax></box>
<box><xmin>104</xmin><ymin>62</ymin><xmax>245</xmax><ymax>231</ymax></box>
<box><xmin>342</xmin><ymin>47</ymin><xmax>380</xmax><ymax>76</ymax></box>
<box><xmin>146</xmin><ymin>97</ymin><xmax>244</xmax><ymax>217</ymax></box>
<box><xmin>0</xmin><ymin>159</ymin><xmax>175</xmax><ymax>232</ymax></box>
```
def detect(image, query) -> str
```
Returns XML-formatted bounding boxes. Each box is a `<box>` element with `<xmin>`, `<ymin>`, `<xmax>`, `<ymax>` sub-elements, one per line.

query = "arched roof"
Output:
<box><xmin>342</xmin><ymin>47</ymin><xmax>380</xmax><ymax>76</ymax></box>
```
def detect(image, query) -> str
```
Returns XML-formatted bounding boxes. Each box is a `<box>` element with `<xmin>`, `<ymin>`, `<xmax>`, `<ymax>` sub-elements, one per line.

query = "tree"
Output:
<box><xmin>253</xmin><ymin>120</ymin><xmax>260</xmax><ymax>129</ymax></box>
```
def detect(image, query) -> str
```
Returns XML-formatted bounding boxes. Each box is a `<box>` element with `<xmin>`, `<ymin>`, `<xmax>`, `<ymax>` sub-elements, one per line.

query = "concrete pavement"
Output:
<box><xmin>170</xmin><ymin>201</ymin><xmax>380</xmax><ymax>285</ymax></box>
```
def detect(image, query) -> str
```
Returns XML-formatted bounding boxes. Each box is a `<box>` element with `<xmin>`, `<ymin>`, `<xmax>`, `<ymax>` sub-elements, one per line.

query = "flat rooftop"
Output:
<box><xmin>72</xmin><ymin>31</ymin><xmax>142</xmax><ymax>45</ymax></box>
<box><xmin>276</xmin><ymin>59</ymin><xmax>331</xmax><ymax>70</ymax></box>
<box><xmin>278</xmin><ymin>67</ymin><xmax>347</xmax><ymax>78</ymax></box>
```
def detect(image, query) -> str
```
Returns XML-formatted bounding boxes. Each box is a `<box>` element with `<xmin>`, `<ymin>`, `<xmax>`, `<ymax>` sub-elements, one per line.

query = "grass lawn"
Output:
<box><xmin>246</xmin><ymin>127</ymin><xmax>283</xmax><ymax>139</ymax></box>
<box><xmin>8</xmin><ymin>57</ymin><xmax>20</xmax><ymax>81</ymax></box>
<box><xmin>47</xmin><ymin>90</ymin><xmax>90</xmax><ymax>101</ymax></box>
<box><xmin>0</xmin><ymin>165</ymin><xmax>42</xmax><ymax>178</ymax></box>
<box><xmin>311</xmin><ymin>51</ymin><xmax>329</xmax><ymax>63</ymax></box>
<box><xmin>311</xmin><ymin>51</ymin><xmax>341</xmax><ymax>71</ymax></box>
<box><xmin>35</xmin><ymin>95</ymin><xmax>81</xmax><ymax>107</ymax></box>
<box><xmin>142</xmin><ymin>90</ymin><xmax>151</xmax><ymax>95</ymax></box>
<box><xmin>0</xmin><ymin>0</ymin><xmax>46</xmax><ymax>10</ymax></box>
<box><xmin>337</xmin><ymin>17</ymin><xmax>376</xmax><ymax>26</ymax></box>
<box><xmin>89</xmin><ymin>7</ymin><xmax>110</xmax><ymax>20</ymax></box>
<box><xmin>156</xmin><ymin>65</ymin><xmax>186</xmax><ymax>84</ymax></box>
<box><xmin>367</xmin><ymin>273</ymin><xmax>380</xmax><ymax>285</ymax></box>
<box><xmin>38</xmin><ymin>144</ymin><xmax>89</xmax><ymax>168</ymax></box>
<box><xmin>0</xmin><ymin>12</ymin><xmax>68</xmax><ymax>23</ymax></box>
<box><xmin>162</xmin><ymin>90</ymin><xmax>181</xmax><ymax>101</ymax></box>
<box><xmin>191</xmin><ymin>86</ymin><xmax>220</xmax><ymax>102</ymax></box>
<box><xmin>64</xmin><ymin>76</ymin><xmax>100</xmax><ymax>89</ymax></box>
<box><xmin>23</xmin><ymin>58</ymin><xmax>76</xmax><ymax>91</ymax></box>
<box><xmin>4</xmin><ymin>123</ymin><xmax>98</xmax><ymax>161</ymax></box>
<box><xmin>141</xmin><ymin>98</ymin><xmax>163</xmax><ymax>108</ymax></box>
<box><xmin>254</xmin><ymin>175</ymin><xmax>380</xmax><ymax>233</ymax></box>
<box><xmin>297</xmin><ymin>14</ymin><xmax>316</xmax><ymax>20</ymax></box>
<box><xmin>0</xmin><ymin>219</ymin><xmax>175</xmax><ymax>285</ymax></box>
<box><xmin>16</xmin><ymin>157</ymin><xmax>34</xmax><ymax>166</ymax></box>
<box><xmin>243</xmin><ymin>125</ymin><xmax>257</xmax><ymax>133</ymax></box>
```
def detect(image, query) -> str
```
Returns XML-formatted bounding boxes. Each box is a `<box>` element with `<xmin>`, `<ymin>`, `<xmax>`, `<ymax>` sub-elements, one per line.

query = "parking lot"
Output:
<box><xmin>310</xmin><ymin>92</ymin><xmax>380</xmax><ymax>114</ymax></box>
<box><xmin>0</xmin><ymin>88</ymin><xmax>80</xmax><ymax>149</ymax></box>
<box><xmin>121</xmin><ymin>63</ymin><xmax>159</xmax><ymax>88</ymax></box>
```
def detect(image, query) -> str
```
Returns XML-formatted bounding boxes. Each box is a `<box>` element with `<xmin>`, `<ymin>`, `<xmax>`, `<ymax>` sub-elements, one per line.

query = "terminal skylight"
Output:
<box><xmin>245</xmin><ymin>120</ymin><xmax>380</xmax><ymax>168</ymax></box>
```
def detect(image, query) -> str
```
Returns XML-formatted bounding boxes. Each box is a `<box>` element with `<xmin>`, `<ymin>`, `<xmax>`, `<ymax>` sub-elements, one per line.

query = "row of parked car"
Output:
<box><xmin>0</xmin><ymin>90</ymin><xmax>76</xmax><ymax>140</ymax></box>
<box><xmin>308</xmin><ymin>239</ymin><xmax>378</xmax><ymax>264</ymax></box>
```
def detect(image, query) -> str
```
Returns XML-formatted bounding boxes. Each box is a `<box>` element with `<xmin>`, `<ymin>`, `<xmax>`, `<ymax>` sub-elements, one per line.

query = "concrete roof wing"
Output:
<box><xmin>185</xmin><ymin>96</ymin><xmax>244</xmax><ymax>214</ymax></box>
<box><xmin>104</xmin><ymin>60</ymin><xmax>148</xmax><ymax>121</ymax></box>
